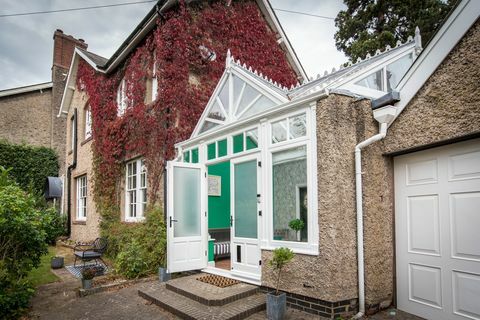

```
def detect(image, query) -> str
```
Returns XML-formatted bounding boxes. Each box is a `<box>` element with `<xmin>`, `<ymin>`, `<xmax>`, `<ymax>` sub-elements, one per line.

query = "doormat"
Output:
<box><xmin>196</xmin><ymin>274</ymin><xmax>240</xmax><ymax>288</ymax></box>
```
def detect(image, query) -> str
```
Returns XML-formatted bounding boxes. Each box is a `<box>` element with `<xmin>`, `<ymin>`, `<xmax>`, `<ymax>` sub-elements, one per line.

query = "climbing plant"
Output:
<box><xmin>76</xmin><ymin>0</ymin><xmax>298</xmax><ymax>225</ymax></box>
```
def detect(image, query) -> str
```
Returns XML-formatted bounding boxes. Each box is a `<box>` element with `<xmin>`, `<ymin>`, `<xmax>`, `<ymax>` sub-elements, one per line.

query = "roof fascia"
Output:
<box><xmin>393</xmin><ymin>0</ymin><xmax>478</xmax><ymax>118</ymax></box>
<box><xmin>0</xmin><ymin>82</ymin><xmax>52</xmax><ymax>98</ymax></box>
<box><xmin>255</xmin><ymin>0</ymin><xmax>308</xmax><ymax>81</ymax></box>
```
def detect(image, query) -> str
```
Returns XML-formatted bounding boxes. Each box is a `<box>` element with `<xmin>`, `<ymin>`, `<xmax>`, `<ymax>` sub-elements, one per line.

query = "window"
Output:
<box><xmin>206</xmin><ymin>139</ymin><xmax>228</xmax><ymax>160</ymax></box>
<box><xmin>271</xmin><ymin>113</ymin><xmax>306</xmax><ymax>144</ymax></box>
<box><xmin>70</xmin><ymin>116</ymin><xmax>75</xmax><ymax>151</ymax></box>
<box><xmin>85</xmin><ymin>107</ymin><xmax>92</xmax><ymax>139</ymax></box>
<box><xmin>355</xmin><ymin>69</ymin><xmax>384</xmax><ymax>91</ymax></box>
<box><xmin>386</xmin><ymin>53</ymin><xmax>413</xmax><ymax>91</ymax></box>
<box><xmin>76</xmin><ymin>175</ymin><xmax>87</xmax><ymax>220</ymax></box>
<box><xmin>272</xmin><ymin>146</ymin><xmax>308</xmax><ymax>242</ymax></box>
<box><xmin>151</xmin><ymin>59</ymin><xmax>158</xmax><ymax>101</ymax></box>
<box><xmin>117</xmin><ymin>78</ymin><xmax>128</xmax><ymax>116</ymax></box>
<box><xmin>126</xmin><ymin>158</ymin><xmax>147</xmax><ymax>221</ymax></box>
<box><xmin>183</xmin><ymin>148</ymin><xmax>199</xmax><ymax>163</ymax></box>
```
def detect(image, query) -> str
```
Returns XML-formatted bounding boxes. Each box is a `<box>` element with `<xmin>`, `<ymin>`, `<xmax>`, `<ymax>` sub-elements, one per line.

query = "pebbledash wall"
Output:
<box><xmin>261</xmin><ymin>19</ymin><xmax>480</xmax><ymax>319</ymax></box>
<box><xmin>0</xmin><ymin>30</ymin><xmax>87</xmax><ymax>175</ymax></box>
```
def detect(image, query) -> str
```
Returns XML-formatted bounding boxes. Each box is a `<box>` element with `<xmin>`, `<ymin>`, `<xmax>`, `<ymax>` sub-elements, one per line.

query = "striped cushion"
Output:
<box><xmin>214</xmin><ymin>241</ymin><xmax>230</xmax><ymax>256</ymax></box>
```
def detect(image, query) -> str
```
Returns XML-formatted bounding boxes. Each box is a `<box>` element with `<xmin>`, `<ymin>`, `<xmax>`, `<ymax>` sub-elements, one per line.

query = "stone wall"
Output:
<box><xmin>0</xmin><ymin>89</ymin><xmax>53</xmax><ymax>147</ymax></box>
<box><xmin>66</xmin><ymin>90</ymin><xmax>99</xmax><ymax>242</ymax></box>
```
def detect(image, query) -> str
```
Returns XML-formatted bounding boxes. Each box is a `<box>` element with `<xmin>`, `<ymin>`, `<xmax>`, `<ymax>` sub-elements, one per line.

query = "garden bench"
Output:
<box><xmin>73</xmin><ymin>237</ymin><xmax>108</xmax><ymax>267</ymax></box>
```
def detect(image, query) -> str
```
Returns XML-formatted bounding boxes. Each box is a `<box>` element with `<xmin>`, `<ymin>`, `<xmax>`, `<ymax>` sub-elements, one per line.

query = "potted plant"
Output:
<box><xmin>288</xmin><ymin>218</ymin><xmax>304</xmax><ymax>241</ymax></box>
<box><xmin>267</xmin><ymin>247</ymin><xmax>294</xmax><ymax>320</ymax></box>
<box><xmin>81</xmin><ymin>267</ymin><xmax>96</xmax><ymax>289</ymax></box>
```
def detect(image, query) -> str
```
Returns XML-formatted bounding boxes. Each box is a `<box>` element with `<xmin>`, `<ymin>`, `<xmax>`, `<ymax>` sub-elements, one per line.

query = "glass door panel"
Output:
<box><xmin>234</xmin><ymin>160</ymin><xmax>257</xmax><ymax>238</ymax></box>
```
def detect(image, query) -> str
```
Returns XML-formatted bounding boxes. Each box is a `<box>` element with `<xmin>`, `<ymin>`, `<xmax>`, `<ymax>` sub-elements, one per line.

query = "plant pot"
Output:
<box><xmin>81</xmin><ymin>279</ymin><xmax>93</xmax><ymax>289</ymax></box>
<box><xmin>51</xmin><ymin>256</ymin><xmax>64</xmax><ymax>269</ymax></box>
<box><xmin>158</xmin><ymin>267</ymin><xmax>171</xmax><ymax>282</ymax></box>
<box><xmin>267</xmin><ymin>292</ymin><xmax>287</xmax><ymax>320</ymax></box>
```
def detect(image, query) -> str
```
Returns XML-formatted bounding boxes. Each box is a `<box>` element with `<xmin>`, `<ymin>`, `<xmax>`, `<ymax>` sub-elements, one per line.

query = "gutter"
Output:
<box><xmin>66</xmin><ymin>108</ymin><xmax>78</xmax><ymax>236</ymax></box>
<box><xmin>353</xmin><ymin>101</ymin><xmax>397</xmax><ymax>318</ymax></box>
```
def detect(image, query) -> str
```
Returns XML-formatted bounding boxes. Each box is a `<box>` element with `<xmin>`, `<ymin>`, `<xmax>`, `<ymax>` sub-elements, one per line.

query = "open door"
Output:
<box><xmin>167</xmin><ymin>161</ymin><xmax>207</xmax><ymax>273</ymax></box>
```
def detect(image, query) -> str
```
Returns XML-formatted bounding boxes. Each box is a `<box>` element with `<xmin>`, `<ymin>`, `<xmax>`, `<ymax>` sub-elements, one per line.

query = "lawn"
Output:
<box><xmin>26</xmin><ymin>246</ymin><xmax>60</xmax><ymax>286</ymax></box>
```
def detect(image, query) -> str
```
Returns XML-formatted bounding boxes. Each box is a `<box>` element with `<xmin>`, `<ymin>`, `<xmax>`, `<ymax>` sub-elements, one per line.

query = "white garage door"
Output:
<box><xmin>395</xmin><ymin>139</ymin><xmax>480</xmax><ymax>320</ymax></box>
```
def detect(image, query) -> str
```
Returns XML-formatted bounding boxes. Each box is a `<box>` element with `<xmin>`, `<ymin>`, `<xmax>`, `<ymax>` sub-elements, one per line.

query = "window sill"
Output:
<box><xmin>81</xmin><ymin>136</ymin><xmax>93</xmax><ymax>146</ymax></box>
<box><xmin>72</xmin><ymin>220</ymin><xmax>87</xmax><ymax>225</ymax></box>
<box><xmin>124</xmin><ymin>217</ymin><xmax>145</xmax><ymax>223</ymax></box>
<box><xmin>260</xmin><ymin>242</ymin><xmax>319</xmax><ymax>256</ymax></box>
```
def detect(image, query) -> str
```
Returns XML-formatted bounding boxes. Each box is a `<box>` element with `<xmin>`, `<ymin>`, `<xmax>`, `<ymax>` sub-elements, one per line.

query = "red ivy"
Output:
<box><xmin>77</xmin><ymin>1</ymin><xmax>298</xmax><ymax>214</ymax></box>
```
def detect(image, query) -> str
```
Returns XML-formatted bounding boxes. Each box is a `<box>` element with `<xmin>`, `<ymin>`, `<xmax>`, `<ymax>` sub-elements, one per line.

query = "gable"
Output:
<box><xmin>192</xmin><ymin>52</ymin><xmax>289</xmax><ymax>137</ymax></box>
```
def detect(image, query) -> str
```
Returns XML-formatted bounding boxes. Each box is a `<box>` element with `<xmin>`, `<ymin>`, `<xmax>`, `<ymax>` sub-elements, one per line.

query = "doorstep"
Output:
<box><xmin>138</xmin><ymin>273</ymin><xmax>265</xmax><ymax>320</ymax></box>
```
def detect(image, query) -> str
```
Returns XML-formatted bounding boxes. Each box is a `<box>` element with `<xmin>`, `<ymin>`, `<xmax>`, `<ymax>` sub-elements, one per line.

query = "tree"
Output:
<box><xmin>334</xmin><ymin>0</ymin><xmax>455</xmax><ymax>62</ymax></box>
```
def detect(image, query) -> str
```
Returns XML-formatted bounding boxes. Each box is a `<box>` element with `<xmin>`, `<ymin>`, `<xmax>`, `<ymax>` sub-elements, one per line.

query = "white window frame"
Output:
<box><xmin>117</xmin><ymin>78</ymin><xmax>128</xmax><ymax>116</ymax></box>
<box><xmin>85</xmin><ymin>107</ymin><xmax>92</xmax><ymax>139</ymax></box>
<box><xmin>125</xmin><ymin>158</ymin><xmax>147</xmax><ymax>222</ymax></box>
<box><xmin>263</xmin><ymin>106</ymin><xmax>319</xmax><ymax>255</ymax></box>
<box><xmin>151</xmin><ymin>59</ymin><xmax>158</xmax><ymax>102</ymax></box>
<box><xmin>76</xmin><ymin>175</ymin><xmax>87</xmax><ymax>221</ymax></box>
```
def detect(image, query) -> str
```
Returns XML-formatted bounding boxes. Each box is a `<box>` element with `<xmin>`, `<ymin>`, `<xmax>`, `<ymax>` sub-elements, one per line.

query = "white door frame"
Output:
<box><xmin>166</xmin><ymin>161</ymin><xmax>207</xmax><ymax>273</ymax></box>
<box><xmin>229</xmin><ymin>152</ymin><xmax>262</xmax><ymax>280</ymax></box>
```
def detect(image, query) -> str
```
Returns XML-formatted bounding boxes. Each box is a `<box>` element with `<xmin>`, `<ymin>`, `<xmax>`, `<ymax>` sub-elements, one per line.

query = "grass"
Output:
<box><xmin>26</xmin><ymin>246</ymin><xmax>60</xmax><ymax>287</ymax></box>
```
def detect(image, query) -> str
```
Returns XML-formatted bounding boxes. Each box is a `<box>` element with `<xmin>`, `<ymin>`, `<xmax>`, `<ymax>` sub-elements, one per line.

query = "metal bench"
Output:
<box><xmin>73</xmin><ymin>237</ymin><xmax>108</xmax><ymax>267</ymax></box>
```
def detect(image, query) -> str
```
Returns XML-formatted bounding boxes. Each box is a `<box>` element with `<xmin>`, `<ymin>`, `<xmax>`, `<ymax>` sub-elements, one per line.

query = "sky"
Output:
<box><xmin>0</xmin><ymin>0</ymin><xmax>347</xmax><ymax>90</ymax></box>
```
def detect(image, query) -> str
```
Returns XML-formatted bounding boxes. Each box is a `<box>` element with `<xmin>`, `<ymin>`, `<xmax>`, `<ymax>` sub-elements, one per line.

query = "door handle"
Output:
<box><xmin>169</xmin><ymin>216</ymin><xmax>178</xmax><ymax>228</ymax></box>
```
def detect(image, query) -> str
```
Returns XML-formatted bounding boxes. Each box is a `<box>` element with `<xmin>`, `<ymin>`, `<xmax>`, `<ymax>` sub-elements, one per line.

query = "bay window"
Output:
<box><xmin>125</xmin><ymin>158</ymin><xmax>147</xmax><ymax>221</ymax></box>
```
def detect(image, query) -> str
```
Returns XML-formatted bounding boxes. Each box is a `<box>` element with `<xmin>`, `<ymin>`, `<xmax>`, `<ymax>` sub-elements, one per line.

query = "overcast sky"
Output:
<box><xmin>0</xmin><ymin>0</ymin><xmax>346</xmax><ymax>90</ymax></box>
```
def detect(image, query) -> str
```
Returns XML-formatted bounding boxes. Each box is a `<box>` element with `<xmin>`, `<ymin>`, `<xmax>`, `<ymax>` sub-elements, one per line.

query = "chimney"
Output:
<box><xmin>52</xmin><ymin>29</ymin><xmax>88</xmax><ymax>70</ymax></box>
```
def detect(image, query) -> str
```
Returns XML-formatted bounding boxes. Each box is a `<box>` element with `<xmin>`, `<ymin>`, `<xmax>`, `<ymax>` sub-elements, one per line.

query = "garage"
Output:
<box><xmin>394</xmin><ymin>139</ymin><xmax>480</xmax><ymax>320</ymax></box>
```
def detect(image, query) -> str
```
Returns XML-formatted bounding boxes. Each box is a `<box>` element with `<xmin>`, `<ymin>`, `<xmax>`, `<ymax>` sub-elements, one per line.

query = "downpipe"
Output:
<box><xmin>353</xmin><ymin>122</ymin><xmax>388</xmax><ymax>319</ymax></box>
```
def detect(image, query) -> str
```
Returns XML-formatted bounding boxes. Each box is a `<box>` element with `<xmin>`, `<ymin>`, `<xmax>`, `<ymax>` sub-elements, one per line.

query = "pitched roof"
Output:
<box><xmin>0</xmin><ymin>82</ymin><xmax>52</xmax><ymax>98</ymax></box>
<box><xmin>77</xmin><ymin>48</ymin><xmax>108</xmax><ymax>68</ymax></box>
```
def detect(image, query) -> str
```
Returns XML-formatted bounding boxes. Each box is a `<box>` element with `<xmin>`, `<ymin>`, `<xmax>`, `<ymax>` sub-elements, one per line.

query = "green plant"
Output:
<box><xmin>269</xmin><ymin>247</ymin><xmax>294</xmax><ymax>295</ymax></box>
<box><xmin>288</xmin><ymin>219</ymin><xmax>304</xmax><ymax>232</ymax></box>
<box><xmin>0</xmin><ymin>141</ymin><xmax>58</xmax><ymax>195</ymax></box>
<box><xmin>0</xmin><ymin>271</ymin><xmax>35</xmax><ymax>320</ymax></box>
<box><xmin>109</xmin><ymin>207</ymin><xmax>167</xmax><ymax>279</ymax></box>
<box><xmin>41</xmin><ymin>207</ymin><xmax>67</xmax><ymax>244</ymax></box>
<box><xmin>81</xmin><ymin>267</ymin><xmax>96</xmax><ymax>280</ymax></box>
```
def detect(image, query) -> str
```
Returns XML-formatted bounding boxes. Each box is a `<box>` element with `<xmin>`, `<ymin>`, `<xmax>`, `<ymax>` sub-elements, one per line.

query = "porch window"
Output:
<box><xmin>76</xmin><ymin>175</ymin><xmax>87</xmax><ymax>220</ymax></box>
<box><xmin>126</xmin><ymin>158</ymin><xmax>147</xmax><ymax>221</ymax></box>
<box><xmin>233</xmin><ymin>128</ymin><xmax>259</xmax><ymax>154</ymax></box>
<box><xmin>272</xmin><ymin>145</ymin><xmax>308</xmax><ymax>242</ymax></box>
<box><xmin>183</xmin><ymin>148</ymin><xmax>199</xmax><ymax>163</ymax></box>
<box><xmin>206</xmin><ymin>139</ymin><xmax>228</xmax><ymax>161</ymax></box>
<box><xmin>272</xmin><ymin>113</ymin><xmax>306</xmax><ymax>144</ymax></box>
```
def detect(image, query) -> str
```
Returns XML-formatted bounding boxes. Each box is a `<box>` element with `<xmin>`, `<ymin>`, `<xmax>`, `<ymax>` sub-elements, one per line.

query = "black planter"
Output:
<box><xmin>267</xmin><ymin>292</ymin><xmax>286</xmax><ymax>320</ymax></box>
<box><xmin>51</xmin><ymin>256</ymin><xmax>64</xmax><ymax>269</ymax></box>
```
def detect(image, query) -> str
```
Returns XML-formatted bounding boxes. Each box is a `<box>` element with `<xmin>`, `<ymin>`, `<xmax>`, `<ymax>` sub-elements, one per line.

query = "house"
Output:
<box><xmin>165</xmin><ymin>0</ymin><xmax>480</xmax><ymax>319</ymax></box>
<box><xmin>58</xmin><ymin>0</ymin><xmax>306</xmax><ymax>242</ymax></box>
<box><xmin>0</xmin><ymin>30</ymin><xmax>87</xmax><ymax>175</ymax></box>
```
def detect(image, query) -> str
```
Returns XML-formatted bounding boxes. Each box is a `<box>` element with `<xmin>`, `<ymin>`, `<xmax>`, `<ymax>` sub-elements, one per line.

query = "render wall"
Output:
<box><xmin>0</xmin><ymin>89</ymin><xmax>52</xmax><ymax>148</ymax></box>
<box><xmin>65</xmin><ymin>90</ymin><xmax>99</xmax><ymax>242</ymax></box>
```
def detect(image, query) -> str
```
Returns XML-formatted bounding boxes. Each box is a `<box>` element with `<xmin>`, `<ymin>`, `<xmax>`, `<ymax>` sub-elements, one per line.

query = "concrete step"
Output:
<box><xmin>138</xmin><ymin>281</ymin><xmax>266</xmax><ymax>320</ymax></box>
<box><xmin>166</xmin><ymin>274</ymin><xmax>259</xmax><ymax>306</ymax></box>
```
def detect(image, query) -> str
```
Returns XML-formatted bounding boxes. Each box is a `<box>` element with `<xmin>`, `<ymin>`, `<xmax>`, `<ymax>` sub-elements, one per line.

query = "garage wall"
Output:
<box><xmin>383</xmin><ymin>20</ymin><xmax>480</xmax><ymax>154</ymax></box>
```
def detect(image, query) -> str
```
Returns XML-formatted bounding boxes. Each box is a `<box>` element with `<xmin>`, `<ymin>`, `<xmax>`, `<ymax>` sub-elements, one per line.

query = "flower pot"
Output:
<box><xmin>158</xmin><ymin>267</ymin><xmax>171</xmax><ymax>282</ymax></box>
<box><xmin>81</xmin><ymin>279</ymin><xmax>93</xmax><ymax>289</ymax></box>
<box><xmin>51</xmin><ymin>256</ymin><xmax>64</xmax><ymax>269</ymax></box>
<box><xmin>267</xmin><ymin>292</ymin><xmax>287</xmax><ymax>320</ymax></box>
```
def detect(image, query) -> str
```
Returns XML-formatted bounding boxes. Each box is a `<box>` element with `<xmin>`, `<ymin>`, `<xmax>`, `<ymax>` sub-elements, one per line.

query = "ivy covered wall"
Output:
<box><xmin>76</xmin><ymin>0</ymin><xmax>299</xmax><ymax>224</ymax></box>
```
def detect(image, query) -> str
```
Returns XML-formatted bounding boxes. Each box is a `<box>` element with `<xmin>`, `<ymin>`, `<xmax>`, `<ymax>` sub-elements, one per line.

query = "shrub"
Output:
<box><xmin>0</xmin><ymin>140</ymin><xmax>58</xmax><ymax>194</ymax></box>
<box><xmin>0</xmin><ymin>271</ymin><xmax>35</xmax><ymax>320</ymax></box>
<box><xmin>269</xmin><ymin>247</ymin><xmax>294</xmax><ymax>295</ymax></box>
<box><xmin>41</xmin><ymin>207</ymin><xmax>67</xmax><ymax>245</ymax></box>
<box><xmin>109</xmin><ymin>207</ymin><xmax>167</xmax><ymax>279</ymax></box>
<box><xmin>81</xmin><ymin>267</ymin><xmax>97</xmax><ymax>280</ymax></box>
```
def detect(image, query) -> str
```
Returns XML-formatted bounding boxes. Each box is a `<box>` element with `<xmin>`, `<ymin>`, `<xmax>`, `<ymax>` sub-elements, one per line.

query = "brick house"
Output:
<box><xmin>0</xmin><ymin>30</ymin><xmax>87</xmax><ymax>176</ymax></box>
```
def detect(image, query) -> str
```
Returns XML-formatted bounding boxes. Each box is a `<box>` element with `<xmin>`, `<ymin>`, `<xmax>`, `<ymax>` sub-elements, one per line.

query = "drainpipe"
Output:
<box><xmin>353</xmin><ymin>104</ymin><xmax>397</xmax><ymax>319</ymax></box>
<box><xmin>66</xmin><ymin>108</ymin><xmax>77</xmax><ymax>237</ymax></box>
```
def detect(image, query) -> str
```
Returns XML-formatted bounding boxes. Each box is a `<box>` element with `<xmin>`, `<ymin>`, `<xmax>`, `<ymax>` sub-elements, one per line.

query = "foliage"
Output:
<box><xmin>269</xmin><ymin>247</ymin><xmax>294</xmax><ymax>295</ymax></box>
<box><xmin>76</xmin><ymin>1</ymin><xmax>298</xmax><ymax>222</ymax></box>
<box><xmin>288</xmin><ymin>219</ymin><xmax>305</xmax><ymax>232</ymax></box>
<box><xmin>0</xmin><ymin>140</ymin><xmax>58</xmax><ymax>195</ymax></box>
<box><xmin>109</xmin><ymin>207</ymin><xmax>167</xmax><ymax>279</ymax></box>
<box><xmin>81</xmin><ymin>267</ymin><xmax>97</xmax><ymax>280</ymax></box>
<box><xmin>0</xmin><ymin>167</ymin><xmax>52</xmax><ymax>319</ymax></box>
<box><xmin>0</xmin><ymin>273</ymin><xmax>35</xmax><ymax>320</ymax></box>
<box><xmin>334</xmin><ymin>0</ymin><xmax>455</xmax><ymax>62</ymax></box>
<box><xmin>41</xmin><ymin>207</ymin><xmax>67</xmax><ymax>245</ymax></box>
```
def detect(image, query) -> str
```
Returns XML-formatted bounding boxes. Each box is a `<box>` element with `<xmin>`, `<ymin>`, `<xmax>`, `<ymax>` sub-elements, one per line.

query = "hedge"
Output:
<box><xmin>0</xmin><ymin>140</ymin><xmax>59</xmax><ymax>194</ymax></box>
